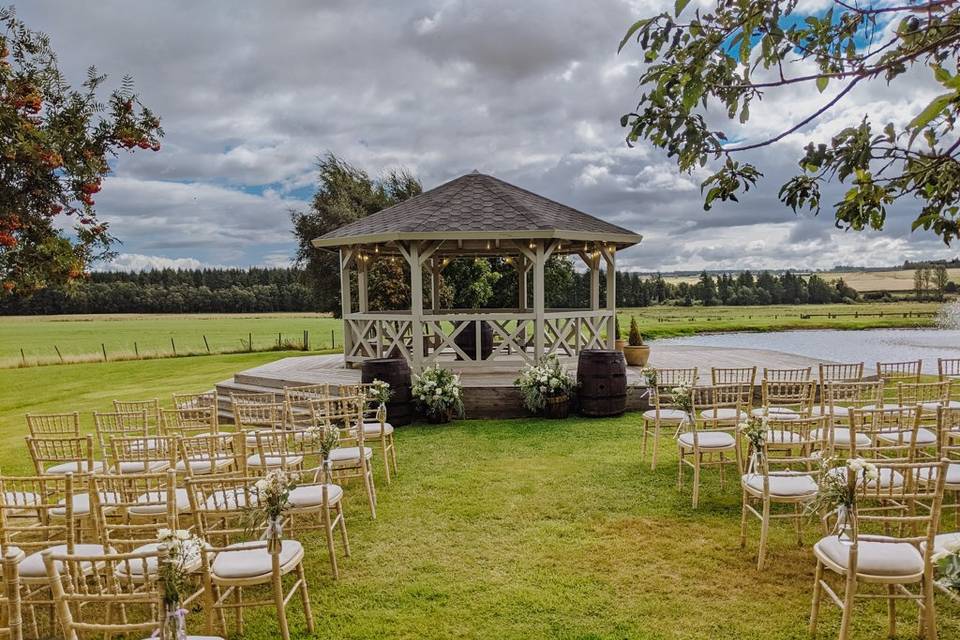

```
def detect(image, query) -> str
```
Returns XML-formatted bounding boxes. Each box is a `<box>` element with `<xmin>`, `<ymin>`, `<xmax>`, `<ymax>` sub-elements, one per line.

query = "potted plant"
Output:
<box><xmin>412</xmin><ymin>365</ymin><xmax>464</xmax><ymax>423</ymax></box>
<box><xmin>623</xmin><ymin>317</ymin><xmax>650</xmax><ymax>366</ymax></box>
<box><xmin>515</xmin><ymin>355</ymin><xmax>576</xmax><ymax>419</ymax></box>
<box><xmin>614</xmin><ymin>317</ymin><xmax>626</xmax><ymax>352</ymax></box>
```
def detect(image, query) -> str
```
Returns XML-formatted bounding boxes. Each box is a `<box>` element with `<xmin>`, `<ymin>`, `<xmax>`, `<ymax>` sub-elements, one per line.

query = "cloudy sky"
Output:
<box><xmin>20</xmin><ymin>0</ymin><xmax>957</xmax><ymax>273</ymax></box>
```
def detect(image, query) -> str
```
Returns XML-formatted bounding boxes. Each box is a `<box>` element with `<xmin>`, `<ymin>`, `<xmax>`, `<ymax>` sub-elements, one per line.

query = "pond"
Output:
<box><xmin>655</xmin><ymin>328</ymin><xmax>960</xmax><ymax>374</ymax></box>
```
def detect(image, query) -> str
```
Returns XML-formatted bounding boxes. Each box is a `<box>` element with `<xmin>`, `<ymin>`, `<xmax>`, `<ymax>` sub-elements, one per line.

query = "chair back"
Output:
<box><xmin>692</xmin><ymin>383</ymin><xmax>751</xmax><ymax>430</ymax></box>
<box><xmin>822</xmin><ymin>380</ymin><xmax>884</xmax><ymax>419</ymax></box>
<box><xmin>161</xmin><ymin>405</ymin><xmax>217</xmax><ymax>437</ymax></box>
<box><xmin>935</xmin><ymin>407</ymin><xmax>960</xmax><ymax>465</ymax></box>
<box><xmin>177</xmin><ymin>432</ymin><xmax>244</xmax><ymax>476</ymax></box>
<box><xmin>653</xmin><ymin>367</ymin><xmax>698</xmax><ymax>387</ymax></box>
<box><xmin>309</xmin><ymin>396</ymin><xmax>365</xmax><ymax>447</ymax></box>
<box><xmin>710</xmin><ymin>367</ymin><xmax>756</xmax><ymax>386</ymax></box>
<box><xmin>818</xmin><ymin>362</ymin><xmax>864</xmax><ymax>384</ymax></box>
<box><xmin>759</xmin><ymin>379</ymin><xmax>816</xmax><ymax>417</ymax></box>
<box><xmin>112</xmin><ymin>398</ymin><xmax>161</xmax><ymax>429</ymax></box>
<box><xmin>938</xmin><ymin>357</ymin><xmax>960</xmax><ymax>381</ymax></box>
<box><xmin>876</xmin><ymin>359</ymin><xmax>922</xmax><ymax>384</ymax></box>
<box><xmin>762</xmin><ymin>415</ymin><xmax>825</xmax><ymax>454</ymax></box>
<box><xmin>93</xmin><ymin>410</ymin><xmax>150</xmax><ymax>457</ymax></box>
<box><xmin>251</xmin><ymin>429</ymin><xmax>306</xmax><ymax>473</ymax></box>
<box><xmin>897</xmin><ymin>381</ymin><xmax>951</xmax><ymax>409</ymax></box>
<box><xmin>24</xmin><ymin>412</ymin><xmax>80</xmax><ymax>439</ymax></box>
<box><xmin>91</xmin><ymin>470</ymin><xmax>178</xmax><ymax>552</ymax></box>
<box><xmin>171</xmin><ymin>391</ymin><xmax>218</xmax><ymax>410</ymax></box>
<box><xmin>284</xmin><ymin>384</ymin><xmax>335</xmax><ymax>429</ymax></box>
<box><xmin>25</xmin><ymin>435</ymin><xmax>96</xmax><ymax>477</ymax></box>
<box><xmin>109</xmin><ymin>435</ymin><xmax>178</xmax><ymax>474</ymax></box>
<box><xmin>233</xmin><ymin>401</ymin><xmax>287</xmax><ymax>431</ymax></box>
<box><xmin>762</xmin><ymin>367</ymin><xmax>811</xmax><ymax>382</ymax></box>
<box><xmin>185</xmin><ymin>475</ymin><xmax>261</xmax><ymax>546</ymax></box>
<box><xmin>847</xmin><ymin>406</ymin><xmax>920</xmax><ymax>459</ymax></box>
<box><xmin>1</xmin><ymin>548</ymin><xmax>22</xmax><ymax>640</ymax></box>
<box><xmin>0</xmin><ymin>474</ymin><xmax>75</xmax><ymax>559</ymax></box>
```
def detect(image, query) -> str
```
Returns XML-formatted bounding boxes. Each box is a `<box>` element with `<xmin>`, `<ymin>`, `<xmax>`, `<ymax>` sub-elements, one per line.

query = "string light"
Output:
<box><xmin>505</xmin><ymin>256</ymin><xmax>512</xmax><ymax>264</ymax></box>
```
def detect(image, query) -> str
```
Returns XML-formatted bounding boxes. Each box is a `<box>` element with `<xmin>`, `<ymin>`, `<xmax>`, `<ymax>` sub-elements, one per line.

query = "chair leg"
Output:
<box><xmin>296</xmin><ymin>562</ymin><xmax>315</xmax><ymax>634</ymax></box>
<box><xmin>757</xmin><ymin>498</ymin><xmax>770</xmax><ymax>571</ymax></box>
<box><xmin>838</xmin><ymin>572</ymin><xmax>857</xmax><ymax>640</ymax></box>
<box><xmin>922</xmin><ymin>572</ymin><xmax>938</xmax><ymax>640</ymax></box>
<box><xmin>676</xmin><ymin>450</ymin><xmax>683</xmax><ymax>490</ymax></box>
<box><xmin>380</xmin><ymin>438</ymin><xmax>391</xmax><ymax>484</ymax></box>
<box><xmin>691</xmin><ymin>456</ymin><xmax>701</xmax><ymax>509</ymax></box>
<box><xmin>273</xmin><ymin>569</ymin><xmax>290</xmax><ymax>640</ymax></box>
<box><xmin>739</xmin><ymin>490</ymin><xmax>749</xmax><ymax>550</ymax></box>
<box><xmin>363</xmin><ymin>465</ymin><xmax>377</xmax><ymax>519</ymax></box>
<box><xmin>389</xmin><ymin>434</ymin><xmax>398</xmax><ymax>476</ymax></box>
<box><xmin>234</xmin><ymin>585</ymin><xmax>244</xmax><ymax>636</ymax></box>
<box><xmin>809</xmin><ymin>560</ymin><xmax>824</xmax><ymax>633</ymax></box>
<box><xmin>794</xmin><ymin>503</ymin><xmax>803</xmax><ymax>547</ymax></box>
<box><xmin>336</xmin><ymin>502</ymin><xmax>351</xmax><ymax>556</ymax></box>
<box><xmin>886</xmin><ymin>583</ymin><xmax>896</xmax><ymax>638</ymax></box>
<box><xmin>323</xmin><ymin>505</ymin><xmax>339</xmax><ymax>579</ymax></box>
<box><xmin>641</xmin><ymin>420</ymin><xmax>649</xmax><ymax>461</ymax></box>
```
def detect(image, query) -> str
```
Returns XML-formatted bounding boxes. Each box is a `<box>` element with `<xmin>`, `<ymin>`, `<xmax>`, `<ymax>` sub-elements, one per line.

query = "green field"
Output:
<box><xmin>0</xmin><ymin>353</ymin><xmax>957</xmax><ymax>638</ymax></box>
<box><xmin>0</xmin><ymin>301</ymin><xmax>945</xmax><ymax>368</ymax></box>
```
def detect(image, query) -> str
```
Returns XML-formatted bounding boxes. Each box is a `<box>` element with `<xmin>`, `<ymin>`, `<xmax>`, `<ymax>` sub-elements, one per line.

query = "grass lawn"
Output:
<box><xmin>1</xmin><ymin>354</ymin><xmax>958</xmax><ymax>638</ymax></box>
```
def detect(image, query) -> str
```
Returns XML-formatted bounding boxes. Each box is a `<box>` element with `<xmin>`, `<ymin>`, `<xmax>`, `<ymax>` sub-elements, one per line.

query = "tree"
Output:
<box><xmin>291</xmin><ymin>153</ymin><xmax>421</xmax><ymax>313</ymax></box>
<box><xmin>922</xmin><ymin>266</ymin><xmax>934</xmax><ymax>300</ymax></box>
<box><xmin>914</xmin><ymin>267</ymin><xmax>926</xmax><ymax>301</ymax></box>
<box><xmin>620</xmin><ymin>1</ymin><xmax>960</xmax><ymax>244</ymax></box>
<box><xmin>0</xmin><ymin>7</ymin><xmax>163</xmax><ymax>294</ymax></box>
<box><xmin>934</xmin><ymin>264</ymin><xmax>950</xmax><ymax>300</ymax></box>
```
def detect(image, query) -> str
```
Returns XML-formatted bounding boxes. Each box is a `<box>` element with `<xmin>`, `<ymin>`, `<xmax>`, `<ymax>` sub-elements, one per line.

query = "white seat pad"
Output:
<box><xmin>129</xmin><ymin>488</ymin><xmax>192</xmax><ymax>515</ymax></box>
<box><xmin>18</xmin><ymin>544</ymin><xmax>109</xmax><ymax>578</ymax></box>
<box><xmin>743</xmin><ymin>472</ymin><xmax>818</xmax><ymax>497</ymax></box>
<box><xmin>288</xmin><ymin>484</ymin><xmax>344</xmax><ymax>508</ymax></box>
<box><xmin>329</xmin><ymin>446</ymin><xmax>373</xmax><ymax>464</ymax></box>
<box><xmin>829</xmin><ymin>466</ymin><xmax>904</xmax><ymax>489</ymax></box>
<box><xmin>52</xmin><ymin>492</ymin><xmax>120</xmax><ymax>517</ymax></box>
<box><xmin>211</xmin><ymin>540</ymin><xmax>303</xmax><ymax>580</ymax></box>
<box><xmin>44</xmin><ymin>461</ymin><xmax>105</xmax><ymax>475</ymax></box>
<box><xmin>815</xmin><ymin>536</ymin><xmax>923</xmax><ymax>577</ymax></box>
<box><xmin>699</xmin><ymin>408</ymin><xmax>748</xmax><ymax>421</ymax></box>
<box><xmin>246</xmin><ymin>454</ymin><xmax>303</xmax><ymax>468</ymax></box>
<box><xmin>862</xmin><ymin>403</ymin><xmax>903</xmax><ymax>411</ymax></box>
<box><xmin>175</xmin><ymin>456</ymin><xmax>232</xmax><ymax>475</ymax></box>
<box><xmin>363</xmin><ymin>422</ymin><xmax>394</xmax><ymax>436</ymax></box>
<box><xmin>875</xmin><ymin>428</ymin><xmax>937</xmax><ymax>446</ymax></box>
<box><xmin>765</xmin><ymin>429</ymin><xmax>804</xmax><ymax>445</ymax></box>
<box><xmin>811</xmin><ymin>405</ymin><xmax>850</xmax><ymax>417</ymax></box>
<box><xmin>751</xmin><ymin>407</ymin><xmax>799</xmax><ymax>419</ymax></box>
<box><xmin>2</xmin><ymin>491</ymin><xmax>39</xmax><ymax>507</ymax></box>
<box><xmin>116</xmin><ymin>541</ymin><xmax>205</xmax><ymax>576</ymax></box>
<box><xmin>929</xmin><ymin>532</ymin><xmax>960</xmax><ymax>555</ymax></box>
<box><xmin>678</xmin><ymin>431</ymin><xmax>736</xmax><ymax>449</ymax></box>
<box><xmin>205</xmin><ymin>489</ymin><xmax>257</xmax><ymax>510</ymax></box>
<box><xmin>920</xmin><ymin>400</ymin><xmax>960</xmax><ymax>412</ymax></box>
<box><xmin>914</xmin><ymin>463</ymin><xmax>960</xmax><ymax>486</ymax></box>
<box><xmin>642</xmin><ymin>408</ymin><xmax>688</xmax><ymax>422</ymax></box>
<box><xmin>116</xmin><ymin>460</ymin><xmax>169</xmax><ymax>474</ymax></box>
<box><xmin>811</xmin><ymin>428</ymin><xmax>871</xmax><ymax>447</ymax></box>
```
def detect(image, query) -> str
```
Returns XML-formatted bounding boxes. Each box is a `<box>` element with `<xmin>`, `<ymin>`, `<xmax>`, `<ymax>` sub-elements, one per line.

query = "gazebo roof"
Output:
<box><xmin>311</xmin><ymin>171</ymin><xmax>642</xmax><ymax>249</ymax></box>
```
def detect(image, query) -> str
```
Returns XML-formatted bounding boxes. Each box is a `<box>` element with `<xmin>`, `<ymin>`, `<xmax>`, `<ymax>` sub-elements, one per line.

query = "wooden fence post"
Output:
<box><xmin>203</xmin><ymin>335</ymin><xmax>210</xmax><ymax>353</ymax></box>
<box><xmin>134</xmin><ymin>342</ymin><xmax>139</xmax><ymax>358</ymax></box>
<box><xmin>303</xmin><ymin>330</ymin><xmax>309</xmax><ymax>351</ymax></box>
<box><xmin>170</xmin><ymin>337</ymin><xmax>177</xmax><ymax>356</ymax></box>
<box><xmin>101</xmin><ymin>344</ymin><xmax>107</xmax><ymax>361</ymax></box>
<box><xmin>54</xmin><ymin>345</ymin><xmax>63</xmax><ymax>363</ymax></box>
<box><xmin>20</xmin><ymin>349</ymin><xmax>26</xmax><ymax>366</ymax></box>
<box><xmin>248</xmin><ymin>333</ymin><xmax>253</xmax><ymax>352</ymax></box>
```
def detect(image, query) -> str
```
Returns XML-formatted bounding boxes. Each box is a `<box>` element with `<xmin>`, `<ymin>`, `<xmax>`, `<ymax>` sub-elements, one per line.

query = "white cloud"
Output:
<box><xmin>97</xmin><ymin>253</ymin><xmax>211</xmax><ymax>272</ymax></box>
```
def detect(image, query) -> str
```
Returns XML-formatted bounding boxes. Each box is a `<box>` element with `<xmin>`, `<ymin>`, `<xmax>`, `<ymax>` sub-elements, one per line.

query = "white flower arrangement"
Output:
<box><xmin>515</xmin><ymin>355</ymin><xmax>576</xmax><ymax>414</ymax></box>
<box><xmin>412</xmin><ymin>365</ymin><xmax>464</xmax><ymax>420</ymax></box>
<box><xmin>156</xmin><ymin>529</ymin><xmax>203</xmax><ymax>640</ymax></box>
<box><xmin>738</xmin><ymin>415</ymin><xmax>768</xmax><ymax>469</ymax></box>
<box><xmin>806</xmin><ymin>456</ymin><xmax>879</xmax><ymax>541</ymax></box>
<box><xmin>304</xmin><ymin>425</ymin><xmax>340</xmax><ymax>459</ymax></box>
<box><xmin>366</xmin><ymin>379</ymin><xmax>392</xmax><ymax>405</ymax></box>
<box><xmin>247</xmin><ymin>469</ymin><xmax>297</xmax><ymax>551</ymax></box>
<box><xmin>670</xmin><ymin>382</ymin><xmax>693</xmax><ymax>416</ymax></box>
<box><xmin>639</xmin><ymin>366</ymin><xmax>657</xmax><ymax>387</ymax></box>
<box><xmin>934</xmin><ymin>536</ymin><xmax>960</xmax><ymax>594</ymax></box>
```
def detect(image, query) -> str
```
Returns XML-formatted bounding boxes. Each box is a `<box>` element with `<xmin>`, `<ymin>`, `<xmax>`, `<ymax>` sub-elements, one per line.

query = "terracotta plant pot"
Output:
<box><xmin>623</xmin><ymin>345</ymin><xmax>650</xmax><ymax>366</ymax></box>
<box><xmin>614</xmin><ymin>339</ymin><xmax>627</xmax><ymax>352</ymax></box>
<box><xmin>543</xmin><ymin>394</ymin><xmax>571</xmax><ymax>419</ymax></box>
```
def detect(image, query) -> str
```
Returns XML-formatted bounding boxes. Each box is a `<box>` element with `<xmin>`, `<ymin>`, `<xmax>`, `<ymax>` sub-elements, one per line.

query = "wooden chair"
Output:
<box><xmin>739</xmin><ymin>416</ymin><xmax>823</xmax><ymax>569</ymax></box>
<box><xmin>25</xmin><ymin>435</ymin><xmax>101</xmax><ymax>477</ymax></box>
<box><xmin>93</xmin><ymin>410</ymin><xmax>149</xmax><ymax>460</ymax></box>
<box><xmin>762</xmin><ymin>367</ymin><xmax>812</xmax><ymax>382</ymax></box>
<box><xmin>232</xmin><ymin>401</ymin><xmax>287</xmax><ymax>444</ymax></box>
<box><xmin>310</xmin><ymin>396</ymin><xmax>377</xmax><ymax>518</ymax></box>
<box><xmin>250</xmin><ymin>430</ymin><xmax>305</xmax><ymax>473</ymax></box>
<box><xmin>846</xmin><ymin>407</ymin><xmax>925</xmax><ymax>475</ymax></box>
<box><xmin>185</xmin><ymin>475</ymin><xmax>315</xmax><ymax>640</ymax></box>
<box><xmin>876</xmin><ymin>359</ymin><xmax>922</xmax><ymax>384</ymax></box>
<box><xmin>177</xmin><ymin>432</ymin><xmax>244</xmax><ymax>477</ymax></box>
<box><xmin>0</xmin><ymin>549</ymin><xmax>22</xmax><ymax>640</ymax></box>
<box><xmin>112</xmin><ymin>398</ymin><xmax>161</xmax><ymax>430</ymax></box>
<box><xmin>172</xmin><ymin>390</ymin><xmax>218</xmax><ymax>410</ymax></box>
<box><xmin>818</xmin><ymin>362</ymin><xmax>865</xmax><ymax>385</ymax></box>
<box><xmin>931</xmin><ymin>407</ymin><xmax>960</xmax><ymax>528</ymax></box>
<box><xmin>24</xmin><ymin>413</ymin><xmax>79</xmax><ymax>439</ymax></box>
<box><xmin>678</xmin><ymin>385</ymin><xmax>745</xmax><ymax>508</ymax></box>
<box><xmin>161</xmin><ymin>405</ymin><xmax>218</xmax><ymax>438</ymax></box>
<box><xmin>339</xmin><ymin>383</ymin><xmax>398</xmax><ymax>483</ymax></box>
<box><xmin>43</xmin><ymin>545</ymin><xmax>219</xmax><ymax>640</ymax></box>
<box><xmin>284</xmin><ymin>384</ymin><xmax>334</xmax><ymax>429</ymax></box>
<box><xmin>812</xmin><ymin>381</ymin><xmax>885</xmax><ymax>455</ymax></box>
<box><xmin>640</xmin><ymin>367</ymin><xmax>698</xmax><ymax>470</ymax></box>
<box><xmin>710</xmin><ymin>366</ymin><xmax>756</xmax><ymax>386</ymax></box>
<box><xmin>897</xmin><ymin>380</ymin><xmax>955</xmax><ymax>417</ymax></box>
<box><xmin>809</xmin><ymin>458</ymin><xmax>947</xmax><ymax>640</ymax></box>
<box><xmin>752</xmin><ymin>379</ymin><xmax>816</xmax><ymax>420</ymax></box>
<box><xmin>109</xmin><ymin>435</ymin><xmax>178</xmax><ymax>475</ymax></box>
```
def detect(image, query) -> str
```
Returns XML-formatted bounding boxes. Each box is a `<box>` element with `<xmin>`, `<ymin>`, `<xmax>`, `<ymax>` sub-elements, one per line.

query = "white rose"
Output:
<box><xmin>255</xmin><ymin>479</ymin><xmax>268</xmax><ymax>492</ymax></box>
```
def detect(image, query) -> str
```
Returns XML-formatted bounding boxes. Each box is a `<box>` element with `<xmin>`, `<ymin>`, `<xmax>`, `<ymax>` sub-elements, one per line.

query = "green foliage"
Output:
<box><xmin>412</xmin><ymin>365</ymin><xmax>464</xmax><ymax>419</ymax></box>
<box><xmin>514</xmin><ymin>355</ymin><xmax>576</xmax><ymax>413</ymax></box>
<box><xmin>0</xmin><ymin>7</ymin><xmax>163</xmax><ymax>293</ymax></box>
<box><xmin>627</xmin><ymin>316</ymin><xmax>644</xmax><ymax>346</ymax></box>
<box><xmin>441</xmin><ymin>258</ymin><xmax>503</xmax><ymax>309</ymax></box>
<box><xmin>619</xmin><ymin>0</ymin><xmax>960</xmax><ymax>244</ymax></box>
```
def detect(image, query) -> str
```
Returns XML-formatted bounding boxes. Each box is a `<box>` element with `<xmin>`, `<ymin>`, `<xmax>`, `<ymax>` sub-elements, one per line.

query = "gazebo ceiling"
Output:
<box><xmin>311</xmin><ymin>171</ymin><xmax>642</xmax><ymax>254</ymax></box>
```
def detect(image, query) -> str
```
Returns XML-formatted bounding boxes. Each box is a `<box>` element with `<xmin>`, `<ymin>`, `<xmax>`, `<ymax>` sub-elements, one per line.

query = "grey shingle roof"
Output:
<box><xmin>312</xmin><ymin>172</ymin><xmax>641</xmax><ymax>247</ymax></box>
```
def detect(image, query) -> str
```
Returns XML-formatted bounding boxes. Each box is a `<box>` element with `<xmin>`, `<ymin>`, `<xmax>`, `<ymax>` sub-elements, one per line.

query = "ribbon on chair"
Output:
<box><xmin>152</xmin><ymin>606</ymin><xmax>188</xmax><ymax>640</ymax></box>
<box><xmin>261</xmin><ymin>516</ymin><xmax>284</xmax><ymax>553</ymax></box>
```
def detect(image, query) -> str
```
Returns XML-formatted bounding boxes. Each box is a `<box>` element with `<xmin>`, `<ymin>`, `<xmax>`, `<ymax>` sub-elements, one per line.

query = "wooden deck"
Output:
<box><xmin>216</xmin><ymin>346</ymin><xmax>831</xmax><ymax>419</ymax></box>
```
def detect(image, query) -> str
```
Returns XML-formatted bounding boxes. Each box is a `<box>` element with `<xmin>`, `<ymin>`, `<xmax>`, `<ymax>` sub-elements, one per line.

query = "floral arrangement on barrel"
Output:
<box><xmin>412</xmin><ymin>365</ymin><xmax>464</xmax><ymax>423</ymax></box>
<box><xmin>156</xmin><ymin>528</ymin><xmax>204</xmax><ymax>640</ymax></box>
<box><xmin>367</xmin><ymin>379</ymin><xmax>392</xmax><ymax>423</ymax></box>
<box><xmin>934</xmin><ymin>536</ymin><xmax>960</xmax><ymax>596</ymax></box>
<box><xmin>515</xmin><ymin>355</ymin><xmax>577</xmax><ymax>419</ymax></box>
<box><xmin>247</xmin><ymin>469</ymin><xmax>297</xmax><ymax>553</ymax></box>
<box><xmin>739</xmin><ymin>416</ymin><xmax>768</xmax><ymax>473</ymax></box>
<box><xmin>622</xmin><ymin>317</ymin><xmax>650</xmax><ymax>366</ymax></box>
<box><xmin>806</xmin><ymin>455</ymin><xmax>878</xmax><ymax>544</ymax></box>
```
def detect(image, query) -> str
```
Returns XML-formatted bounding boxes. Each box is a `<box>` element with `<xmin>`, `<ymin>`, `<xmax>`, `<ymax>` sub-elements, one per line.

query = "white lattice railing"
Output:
<box><xmin>343</xmin><ymin>309</ymin><xmax>614</xmax><ymax>369</ymax></box>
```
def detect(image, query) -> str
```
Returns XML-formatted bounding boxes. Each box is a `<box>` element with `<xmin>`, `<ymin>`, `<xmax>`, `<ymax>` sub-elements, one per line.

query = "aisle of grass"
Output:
<box><xmin>1</xmin><ymin>355</ymin><xmax>957</xmax><ymax>638</ymax></box>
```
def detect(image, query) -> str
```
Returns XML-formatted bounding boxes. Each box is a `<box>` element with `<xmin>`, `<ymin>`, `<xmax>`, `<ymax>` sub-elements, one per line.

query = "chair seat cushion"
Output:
<box><xmin>920</xmin><ymin>400</ymin><xmax>960</xmax><ymax>412</ymax></box>
<box><xmin>812</xmin><ymin>428</ymin><xmax>871</xmax><ymax>447</ymax></box>
<box><xmin>246</xmin><ymin>454</ymin><xmax>303</xmax><ymax>468</ymax></box>
<box><xmin>329</xmin><ymin>446</ymin><xmax>373</xmax><ymax>465</ymax></box>
<box><xmin>2</xmin><ymin>491</ymin><xmax>39</xmax><ymax>507</ymax></box>
<box><xmin>751</xmin><ymin>407</ymin><xmax>799</xmax><ymax>419</ymax></box>
<box><xmin>928</xmin><ymin>532</ymin><xmax>960</xmax><ymax>556</ymax></box>
<box><xmin>677</xmin><ymin>431</ymin><xmax>736</xmax><ymax>449</ymax></box>
<box><xmin>765</xmin><ymin>429</ymin><xmax>804</xmax><ymax>445</ymax></box>
<box><xmin>914</xmin><ymin>463</ymin><xmax>960</xmax><ymax>487</ymax></box>
<box><xmin>211</xmin><ymin>540</ymin><xmax>303</xmax><ymax>580</ymax></box>
<box><xmin>115</xmin><ymin>541</ymin><xmax>205</xmax><ymax>576</ymax></box>
<box><xmin>204</xmin><ymin>489</ymin><xmax>257</xmax><ymax>510</ymax></box>
<box><xmin>175</xmin><ymin>456</ymin><xmax>233</xmax><ymax>475</ymax></box>
<box><xmin>743</xmin><ymin>472</ymin><xmax>818</xmax><ymax>497</ymax></box>
<box><xmin>363</xmin><ymin>422</ymin><xmax>394</xmax><ymax>436</ymax></box>
<box><xmin>829</xmin><ymin>466</ymin><xmax>904</xmax><ymax>489</ymax></box>
<box><xmin>52</xmin><ymin>492</ymin><xmax>120</xmax><ymax>517</ymax></box>
<box><xmin>861</xmin><ymin>403</ymin><xmax>903</xmax><ymax>411</ymax></box>
<box><xmin>44</xmin><ymin>461</ymin><xmax>105</xmax><ymax>475</ymax></box>
<box><xmin>699</xmin><ymin>408</ymin><xmax>749</xmax><ymax>421</ymax></box>
<box><xmin>811</xmin><ymin>405</ymin><xmax>850</xmax><ymax>417</ymax></box>
<box><xmin>129</xmin><ymin>488</ymin><xmax>192</xmax><ymax>515</ymax></box>
<box><xmin>116</xmin><ymin>460</ymin><xmax>169</xmax><ymax>474</ymax></box>
<box><xmin>18</xmin><ymin>544</ymin><xmax>110</xmax><ymax>578</ymax></box>
<box><xmin>287</xmin><ymin>484</ymin><xmax>343</xmax><ymax>508</ymax></box>
<box><xmin>642</xmin><ymin>408</ymin><xmax>689</xmax><ymax>423</ymax></box>
<box><xmin>815</xmin><ymin>536</ymin><xmax>923</xmax><ymax>578</ymax></box>
<box><xmin>875</xmin><ymin>428</ymin><xmax>937</xmax><ymax>446</ymax></box>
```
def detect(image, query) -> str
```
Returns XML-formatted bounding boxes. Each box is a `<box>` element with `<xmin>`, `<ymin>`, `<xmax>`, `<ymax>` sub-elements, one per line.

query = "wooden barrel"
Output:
<box><xmin>361</xmin><ymin>358</ymin><xmax>413</xmax><ymax>426</ymax></box>
<box><xmin>453</xmin><ymin>320</ymin><xmax>493</xmax><ymax>361</ymax></box>
<box><xmin>577</xmin><ymin>349</ymin><xmax>627</xmax><ymax>417</ymax></box>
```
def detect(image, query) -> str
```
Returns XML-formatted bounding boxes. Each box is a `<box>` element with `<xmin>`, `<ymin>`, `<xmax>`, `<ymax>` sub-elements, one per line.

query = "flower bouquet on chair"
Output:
<box><xmin>156</xmin><ymin>529</ymin><xmax>204</xmax><ymax>640</ymax></box>
<box><xmin>805</xmin><ymin>456</ymin><xmax>877</xmax><ymax>545</ymax></box>
<box><xmin>367</xmin><ymin>379</ymin><xmax>392</xmax><ymax>423</ymax></box>
<box><xmin>738</xmin><ymin>416</ymin><xmax>768</xmax><ymax>475</ymax></box>
<box><xmin>248</xmin><ymin>469</ymin><xmax>297</xmax><ymax>553</ymax></box>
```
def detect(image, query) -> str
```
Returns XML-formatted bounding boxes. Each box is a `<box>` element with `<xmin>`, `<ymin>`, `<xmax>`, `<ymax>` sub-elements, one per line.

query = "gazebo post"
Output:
<box><xmin>533</xmin><ymin>241</ymin><xmax>545</xmax><ymax>362</ymax></box>
<box><xmin>357</xmin><ymin>256</ymin><xmax>369</xmax><ymax>313</ymax></box>
<box><xmin>602</xmin><ymin>247</ymin><xmax>617</xmax><ymax>349</ymax></box>
<box><xmin>430</xmin><ymin>258</ymin><xmax>441</xmax><ymax>314</ymax></box>
<box><xmin>339</xmin><ymin>247</ymin><xmax>354</xmax><ymax>362</ymax></box>
<box><xmin>407</xmin><ymin>241</ymin><xmax>425</xmax><ymax>371</ymax></box>
<box><xmin>589</xmin><ymin>251</ymin><xmax>601</xmax><ymax>311</ymax></box>
<box><xmin>515</xmin><ymin>256</ymin><xmax>529</xmax><ymax>356</ymax></box>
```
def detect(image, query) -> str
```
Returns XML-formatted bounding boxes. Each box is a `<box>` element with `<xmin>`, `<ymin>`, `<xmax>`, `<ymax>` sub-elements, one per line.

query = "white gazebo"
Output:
<box><xmin>311</xmin><ymin>171</ymin><xmax>642</xmax><ymax>371</ymax></box>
